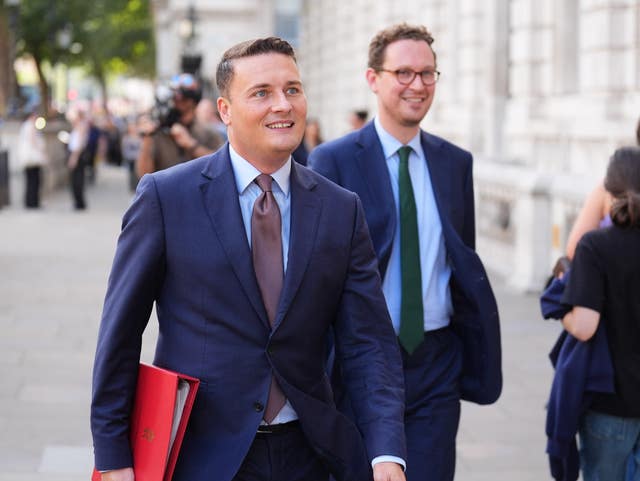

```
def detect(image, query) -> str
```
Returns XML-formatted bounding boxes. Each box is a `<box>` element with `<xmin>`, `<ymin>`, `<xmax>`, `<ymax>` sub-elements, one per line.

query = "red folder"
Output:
<box><xmin>92</xmin><ymin>363</ymin><xmax>200</xmax><ymax>481</ymax></box>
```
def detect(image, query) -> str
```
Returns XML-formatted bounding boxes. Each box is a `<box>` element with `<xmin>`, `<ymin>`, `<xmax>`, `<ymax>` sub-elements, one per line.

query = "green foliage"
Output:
<box><xmin>14</xmin><ymin>0</ymin><xmax>155</xmax><ymax>105</ymax></box>
<box><xmin>14</xmin><ymin>0</ymin><xmax>87</xmax><ymax>65</ymax></box>
<box><xmin>71</xmin><ymin>0</ymin><xmax>156</xmax><ymax>80</ymax></box>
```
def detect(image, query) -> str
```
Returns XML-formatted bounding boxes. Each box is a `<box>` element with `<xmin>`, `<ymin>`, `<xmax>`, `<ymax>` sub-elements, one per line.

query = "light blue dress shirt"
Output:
<box><xmin>229</xmin><ymin>145</ymin><xmax>291</xmax><ymax>270</ymax></box>
<box><xmin>374</xmin><ymin>118</ymin><xmax>453</xmax><ymax>333</ymax></box>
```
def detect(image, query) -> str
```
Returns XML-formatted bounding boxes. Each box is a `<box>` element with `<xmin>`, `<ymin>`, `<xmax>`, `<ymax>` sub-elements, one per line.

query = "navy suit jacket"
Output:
<box><xmin>91</xmin><ymin>145</ymin><xmax>406</xmax><ymax>481</ymax></box>
<box><xmin>309</xmin><ymin>122</ymin><xmax>502</xmax><ymax>404</ymax></box>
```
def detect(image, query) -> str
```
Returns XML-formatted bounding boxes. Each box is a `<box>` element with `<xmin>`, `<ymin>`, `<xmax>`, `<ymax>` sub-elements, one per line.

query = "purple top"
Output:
<box><xmin>599</xmin><ymin>214</ymin><xmax>612</xmax><ymax>228</ymax></box>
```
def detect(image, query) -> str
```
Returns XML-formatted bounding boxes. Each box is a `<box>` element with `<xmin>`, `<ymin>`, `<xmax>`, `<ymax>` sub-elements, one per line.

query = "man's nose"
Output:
<box><xmin>271</xmin><ymin>91</ymin><xmax>293</xmax><ymax>112</ymax></box>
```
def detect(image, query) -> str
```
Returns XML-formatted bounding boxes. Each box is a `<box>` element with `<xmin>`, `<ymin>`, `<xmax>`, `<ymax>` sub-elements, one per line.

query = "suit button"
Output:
<box><xmin>254</xmin><ymin>402</ymin><xmax>264</xmax><ymax>412</ymax></box>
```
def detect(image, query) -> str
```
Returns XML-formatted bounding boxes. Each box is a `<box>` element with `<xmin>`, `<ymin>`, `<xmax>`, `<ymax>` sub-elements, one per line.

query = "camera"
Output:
<box><xmin>150</xmin><ymin>85</ymin><xmax>181</xmax><ymax>131</ymax></box>
<box><xmin>150</xmin><ymin>74</ymin><xmax>203</xmax><ymax>132</ymax></box>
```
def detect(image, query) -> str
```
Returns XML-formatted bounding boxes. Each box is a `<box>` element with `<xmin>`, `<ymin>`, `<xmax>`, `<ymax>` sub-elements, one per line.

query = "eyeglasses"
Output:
<box><xmin>378</xmin><ymin>68</ymin><xmax>440</xmax><ymax>86</ymax></box>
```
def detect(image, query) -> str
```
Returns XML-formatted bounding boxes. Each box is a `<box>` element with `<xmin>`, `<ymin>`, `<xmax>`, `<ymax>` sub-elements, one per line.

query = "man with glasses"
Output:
<box><xmin>310</xmin><ymin>23</ymin><xmax>502</xmax><ymax>481</ymax></box>
<box><xmin>137</xmin><ymin>73</ymin><xmax>224</xmax><ymax>177</ymax></box>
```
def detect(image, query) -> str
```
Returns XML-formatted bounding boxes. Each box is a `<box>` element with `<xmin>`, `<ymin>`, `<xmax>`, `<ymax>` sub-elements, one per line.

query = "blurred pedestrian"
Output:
<box><xmin>348</xmin><ymin>109</ymin><xmax>368</xmax><ymax>130</ymax></box>
<box><xmin>136</xmin><ymin>73</ymin><xmax>224</xmax><ymax>177</ymax></box>
<box><xmin>310</xmin><ymin>23</ymin><xmax>502</xmax><ymax>481</ymax></box>
<box><xmin>304</xmin><ymin>118</ymin><xmax>323</xmax><ymax>150</ymax></box>
<box><xmin>561</xmin><ymin>146</ymin><xmax>640</xmax><ymax>481</ymax></box>
<box><xmin>84</xmin><ymin>118</ymin><xmax>101</xmax><ymax>185</ymax></box>
<box><xmin>121</xmin><ymin>116</ymin><xmax>142</xmax><ymax>192</ymax></box>
<box><xmin>16</xmin><ymin>108</ymin><xmax>47</xmax><ymax>209</ymax></box>
<box><xmin>195</xmin><ymin>97</ymin><xmax>228</xmax><ymax>142</ymax></box>
<box><xmin>67</xmin><ymin>109</ymin><xmax>90</xmax><ymax>210</ymax></box>
<box><xmin>292</xmin><ymin>117</ymin><xmax>323</xmax><ymax>165</ymax></box>
<box><xmin>104</xmin><ymin>114</ymin><xmax>124</xmax><ymax>167</ymax></box>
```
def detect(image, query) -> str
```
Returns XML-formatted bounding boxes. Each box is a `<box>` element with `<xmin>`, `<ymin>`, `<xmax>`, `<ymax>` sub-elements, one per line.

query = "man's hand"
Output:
<box><xmin>101</xmin><ymin>467</ymin><xmax>134</xmax><ymax>481</ymax></box>
<box><xmin>170</xmin><ymin>123</ymin><xmax>196</xmax><ymax>150</ymax></box>
<box><xmin>373</xmin><ymin>462</ymin><xmax>405</xmax><ymax>481</ymax></box>
<box><xmin>138</xmin><ymin>116</ymin><xmax>158</xmax><ymax>137</ymax></box>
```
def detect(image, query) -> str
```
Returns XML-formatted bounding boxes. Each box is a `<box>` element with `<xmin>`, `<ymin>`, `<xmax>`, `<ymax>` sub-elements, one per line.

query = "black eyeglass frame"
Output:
<box><xmin>378</xmin><ymin>68</ymin><xmax>441</xmax><ymax>86</ymax></box>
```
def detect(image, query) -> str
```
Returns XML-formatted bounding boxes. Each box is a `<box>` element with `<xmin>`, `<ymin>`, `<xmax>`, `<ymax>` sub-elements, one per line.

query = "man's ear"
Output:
<box><xmin>365</xmin><ymin>68</ymin><xmax>379</xmax><ymax>94</ymax></box>
<box><xmin>217</xmin><ymin>97</ymin><xmax>231</xmax><ymax>126</ymax></box>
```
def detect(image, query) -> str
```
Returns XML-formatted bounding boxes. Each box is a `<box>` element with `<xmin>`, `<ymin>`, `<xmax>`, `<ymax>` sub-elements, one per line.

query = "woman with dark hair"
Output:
<box><xmin>561</xmin><ymin>146</ymin><xmax>640</xmax><ymax>480</ymax></box>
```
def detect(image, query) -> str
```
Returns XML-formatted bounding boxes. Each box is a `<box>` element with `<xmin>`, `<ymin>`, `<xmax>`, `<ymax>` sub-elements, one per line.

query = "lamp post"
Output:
<box><xmin>178</xmin><ymin>4</ymin><xmax>201</xmax><ymax>76</ymax></box>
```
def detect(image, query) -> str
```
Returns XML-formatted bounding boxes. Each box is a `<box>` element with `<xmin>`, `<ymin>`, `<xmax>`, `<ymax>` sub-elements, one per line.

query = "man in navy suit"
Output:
<box><xmin>91</xmin><ymin>37</ymin><xmax>406</xmax><ymax>481</ymax></box>
<box><xmin>309</xmin><ymin>24</ymin><xmax>502</xmax><ymax>481</ymax></box>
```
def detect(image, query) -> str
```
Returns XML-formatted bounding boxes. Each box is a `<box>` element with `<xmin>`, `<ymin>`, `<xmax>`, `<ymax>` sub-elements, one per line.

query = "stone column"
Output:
<box><xmin>483</xmin><ymin>0</ymin><xmax>510</xmax><ymax>157</ymax></box>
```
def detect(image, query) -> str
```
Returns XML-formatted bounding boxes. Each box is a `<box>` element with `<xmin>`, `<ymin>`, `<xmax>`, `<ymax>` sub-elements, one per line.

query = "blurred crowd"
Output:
<box><xmin>12</xmin><ymin>73</ymin><xmax>372</xmax><ymax>212</ymax></box>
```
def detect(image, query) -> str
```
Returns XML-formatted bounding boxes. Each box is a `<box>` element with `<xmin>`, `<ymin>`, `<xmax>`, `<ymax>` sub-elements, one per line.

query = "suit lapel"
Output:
<box><xmin>355</xmin><ymin>123</ymin><xmax>396</xmax><ymax>272</ymax></box>
<box><xmin>199</xmin><ymin>147</ymin><xmax>269</xmax><ymax>326</ymax></box>
<box><xmin>274</xmin><ymin>163</ymin><xmax>321</xmax><ymax>328</ymax></box>
<box><xmin>422</xmin><ymin>131</ymin><xmax>453</xmax><ymax>223</ymax></box>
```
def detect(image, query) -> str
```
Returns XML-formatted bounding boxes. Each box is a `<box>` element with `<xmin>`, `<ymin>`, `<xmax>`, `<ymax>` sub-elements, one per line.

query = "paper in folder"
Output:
<box><xmin>92</xmin><ymin>363</ymin><xmax>200</xmax><ymax>481</ymax></box>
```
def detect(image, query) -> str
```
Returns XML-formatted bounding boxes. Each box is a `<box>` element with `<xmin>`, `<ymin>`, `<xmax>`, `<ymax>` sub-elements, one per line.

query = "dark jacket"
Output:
<box><xmin>541</xmin><ymin>272</ymin><xmax>615</xmax><ymax>481</ymax></box>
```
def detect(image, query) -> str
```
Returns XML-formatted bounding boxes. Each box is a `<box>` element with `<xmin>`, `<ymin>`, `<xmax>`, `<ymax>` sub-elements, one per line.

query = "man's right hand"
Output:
<box><xmin>373</xmin><ymin>462</ymin><xmax>405</xmax><ymax>481</ymax></box>
<box><xmin>138</xmin><ymin>117</ymin><xmax>158</xmax><ymax>137</ymax></box>
<box><xmin>101</xmin><ymin>468</ymin><xmax>134</xmax><ymax>481</ymax></box>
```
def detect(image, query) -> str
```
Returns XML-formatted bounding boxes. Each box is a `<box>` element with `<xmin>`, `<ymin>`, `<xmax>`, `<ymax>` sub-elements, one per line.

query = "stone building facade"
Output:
<box><xmin>152</xmin><ymin>0</ymin><xmax>276</xmax><ymax>83</ymax></box>
<box><xmin>151</xmin><ymin>0</ymin><xmax>302</xmax><ymax>86</ymax></box>
<box><xmin>299</xmin><ymin>0</ymin><xmax>640</xmax><ymax>291</ymax></box>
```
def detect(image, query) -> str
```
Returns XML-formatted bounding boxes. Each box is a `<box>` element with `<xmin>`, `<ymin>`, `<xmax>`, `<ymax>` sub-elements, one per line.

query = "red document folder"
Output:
<box><xmin>92</xmin><ymin>363</ymin><xmax>200</xmax><ymax>481</ymax></box>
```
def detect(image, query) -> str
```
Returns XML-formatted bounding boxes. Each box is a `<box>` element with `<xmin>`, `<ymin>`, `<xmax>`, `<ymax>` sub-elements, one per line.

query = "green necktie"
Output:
<box><xmin>397</xmin><ymin>146</ymin><xmax>424</xmax><ymax>354</ymax></box>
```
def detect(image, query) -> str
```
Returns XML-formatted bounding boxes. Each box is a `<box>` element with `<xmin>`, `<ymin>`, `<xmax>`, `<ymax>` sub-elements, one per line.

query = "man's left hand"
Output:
<box><xmin>373</xmin><ymin>462</ymin><xmax>405</xmax><ymax>481</ymax></box>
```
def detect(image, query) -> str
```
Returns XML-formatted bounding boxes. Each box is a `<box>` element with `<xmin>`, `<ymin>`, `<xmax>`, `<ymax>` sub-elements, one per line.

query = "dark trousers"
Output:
<box><xmin>70</xmin><ymin>161</ymin><xmax>86</xmax><ymax>210</ymax></box>
<box><xmin>402</xmin><ymin>327</ymin><xmax>463</xmax><ymax>481</ymax></box>
<box><xmin>233</xmin><ymin>422</ymin><xmax>329</xmax><ymax>481</ymax></box>
<box><xmin>24</xmin><ymin>166</ymin><xmax>41</xmax><ymax>208</ymax></box>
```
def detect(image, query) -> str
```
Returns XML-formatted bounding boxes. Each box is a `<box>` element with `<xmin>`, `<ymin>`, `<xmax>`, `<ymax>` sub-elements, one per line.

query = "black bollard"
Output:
<box><xmin>0</xmin><ymin>150</ymin><xmax>10</xmax><ymax>208</ymax></box>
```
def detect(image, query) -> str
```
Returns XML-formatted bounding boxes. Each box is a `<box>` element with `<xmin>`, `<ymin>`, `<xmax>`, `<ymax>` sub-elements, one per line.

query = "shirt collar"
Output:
<box><xmin>228</xmin><ymin>144</ymin><xmax>291</xmax><ymax>196</ymax></box>
<box><xmin>373</xmin><ymin>116</ymin><xmax>423</xmax><ymax>160</ymax></box>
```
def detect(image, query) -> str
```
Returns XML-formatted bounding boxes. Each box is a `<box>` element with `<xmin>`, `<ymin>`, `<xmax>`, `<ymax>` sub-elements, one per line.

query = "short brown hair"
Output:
<box><xmin>216</xmin><ymin>37</ymin><xmax>297</xmax><ymax>97</ymax></box>
<box><xmin>368</xmin><ymin>23</ymin><xmax>436</xmax><ymax>71</ymax></box>
<box><xmin>605</xmin><ymin>146</ymin><xmax>640</xmax><ymax>227</ymax></box>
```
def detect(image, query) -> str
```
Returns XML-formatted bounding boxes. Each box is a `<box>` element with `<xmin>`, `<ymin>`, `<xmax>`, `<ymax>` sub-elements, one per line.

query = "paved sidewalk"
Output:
<box><xmin>0</xmin><ymin>164</ymin><xmax>563</xmax><ymax>480</ymax></box>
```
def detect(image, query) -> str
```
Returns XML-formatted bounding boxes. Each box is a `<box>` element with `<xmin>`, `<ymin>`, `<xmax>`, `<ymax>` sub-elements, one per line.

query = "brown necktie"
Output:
<box><xmin>251</xmin><ymin>173</ymin><xmax>286</xmax><ymax>423</ymax></box>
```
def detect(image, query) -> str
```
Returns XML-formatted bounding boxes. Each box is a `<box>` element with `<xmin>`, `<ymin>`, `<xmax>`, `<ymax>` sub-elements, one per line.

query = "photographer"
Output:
<box><xmin>136</xmin><ymin>73</ymin><xmax>223</xmax><ymax>177</ymax></box>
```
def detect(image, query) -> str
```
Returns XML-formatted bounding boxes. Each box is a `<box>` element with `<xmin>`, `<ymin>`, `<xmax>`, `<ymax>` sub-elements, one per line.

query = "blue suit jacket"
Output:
<box><xmin>309</xmin><ymin>122</ymin><xmax>502</xmax><ymax>404</ymax></box>
<box><xmin>91</xmin><ymin>145</ymin><xmax>406</xmax><ymax>481</ymax></box>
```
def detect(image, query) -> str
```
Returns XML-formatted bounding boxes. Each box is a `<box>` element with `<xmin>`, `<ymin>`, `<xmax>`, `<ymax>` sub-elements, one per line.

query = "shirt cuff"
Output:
<box><xmin>371</xmin><ymin>455</ymin><xmax>406</xmax><ymax>471</ymax></box>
